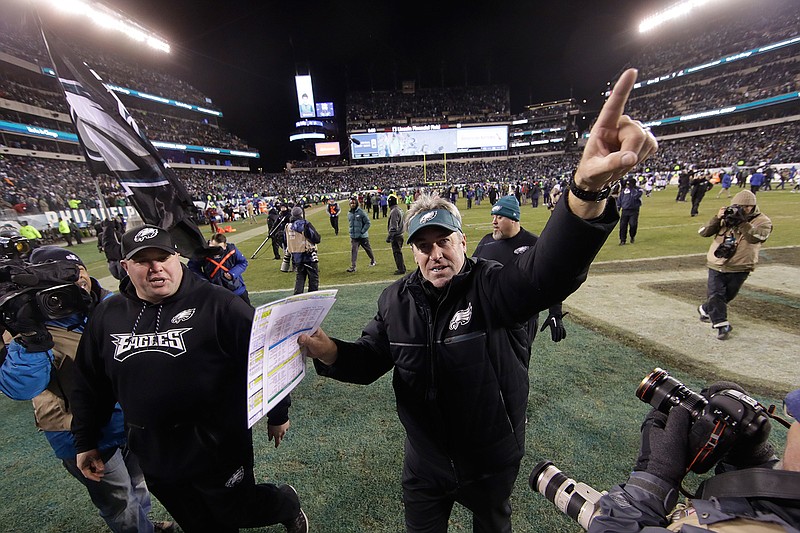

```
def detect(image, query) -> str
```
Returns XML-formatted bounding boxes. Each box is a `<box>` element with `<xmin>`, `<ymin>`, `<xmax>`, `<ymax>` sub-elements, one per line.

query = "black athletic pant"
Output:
<box><xmin>402</xmin><ymin>440</ymin><xmax>519</xmax><ymax>533</ymax></box>
<box><xmin>329</xmin><ymin>215</ymin><xmax>339</xmax><ymax>235</ymax></box>
<box><xmin>145</xmin><ymin>458</ymin><xmax>298</xmax><ymax>533</ymax></box>
<box><xmin>619</xmin><ymin>209</ymin><xmax>639</xmax><ymax>243</ymax></box>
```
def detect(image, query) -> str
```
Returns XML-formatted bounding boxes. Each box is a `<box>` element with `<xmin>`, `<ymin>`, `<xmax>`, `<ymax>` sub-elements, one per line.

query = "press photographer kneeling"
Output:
<box><xmin>531</xmin><ymin>369</ymin><xmax>799</xmax><ymax>532</ymax></box>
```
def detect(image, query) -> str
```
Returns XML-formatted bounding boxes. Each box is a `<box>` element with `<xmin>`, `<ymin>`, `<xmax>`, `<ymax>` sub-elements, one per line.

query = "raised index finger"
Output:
<box><xmin>595</xmin><ymin>68</ymin><xmax>638</xmax><ymax>130</ymax></box>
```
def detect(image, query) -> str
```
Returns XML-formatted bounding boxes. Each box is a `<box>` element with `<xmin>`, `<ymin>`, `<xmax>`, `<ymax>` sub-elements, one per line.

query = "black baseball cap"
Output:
<box><xmin>121</xmin><ymin>225</ymin><xmax>178</xmax><ymax>259</ymax></box>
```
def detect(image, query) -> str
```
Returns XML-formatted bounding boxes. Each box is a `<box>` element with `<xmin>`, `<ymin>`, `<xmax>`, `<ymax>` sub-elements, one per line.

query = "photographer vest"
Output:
<box><xmin>32</xmin><ymin>328</ymin><xmax>81</xmax><ymax>432</ymax></box>
<box><xmin>286</xmin><ymin>222</ymin><xmax>314</xmax><ymax>254</ymax></box>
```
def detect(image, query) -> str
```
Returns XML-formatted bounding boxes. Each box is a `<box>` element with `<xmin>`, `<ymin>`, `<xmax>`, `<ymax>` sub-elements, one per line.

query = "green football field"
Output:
<box><xmin>1</xmin><ymin>187</ymin><xmax>797</xmax><ymax>531</ymax></box>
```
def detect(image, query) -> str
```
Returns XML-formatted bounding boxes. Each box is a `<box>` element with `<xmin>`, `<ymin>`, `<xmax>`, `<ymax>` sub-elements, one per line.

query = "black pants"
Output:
<box><xmin>145</xmin><ymin>460</ymin><xmax>298</xmax><ymax>533</ymax></box>
<box><xmin>704</xmin><ymin>269</ymin><xmax>749</xmax><ymax>328</ymax></box>
<box><xmin>294</xmin><ymin>262</ymin><xmax>319</xmax><ymax>294</ymax></box>
<box><xmin>619</xmin><ymin>209</ymin><xmax>639</xmax><ymax>243</ymax></box>
<box><xmin>329</xmin><ymin>215</ymin><xmax>339</xmax><ymax>235</ymax></box>
<box><xmin>391</xmin><ymin>235</ymin><xmax>406</xmax><ymax>273</ymax></box>
<box><xmin>271</xmin><ymin>234</ymin><xmax>284</xmax><ymax>260</ymax></box>
<box><xmin>402</xmin><ymin>440</ymin><xmax>519</xmax><ymax>533</ymax></box>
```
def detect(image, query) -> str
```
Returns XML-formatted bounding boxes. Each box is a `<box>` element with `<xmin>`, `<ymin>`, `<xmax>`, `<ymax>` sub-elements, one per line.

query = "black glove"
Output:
<box><xmin>386</xmin><ymin>236</ymin><xmax>392</xmax><ymax>243</ymax></box>
<box><xmin>634</xmin><ymin>407</ymin><xmax>692</xmax><ymax>487</ymax></box>
<box><xmin>539</xmin><ymin>312</ymin><xmax>568</xmax><ymax>342</ymax></box>
<box><xmin>10</xmin><ymin>302</ymin><xmax>53</xmax><ymax>353</ymax></box>
<box><xmin>701</xmin><ymin>381</ymin><xmax>775</xmax><ymax>468</ymax></box>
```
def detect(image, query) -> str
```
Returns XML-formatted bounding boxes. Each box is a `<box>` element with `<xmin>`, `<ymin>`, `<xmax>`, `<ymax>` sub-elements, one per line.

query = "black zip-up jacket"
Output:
<box><xmin>315</xmin><ymin>198</ymin><xmax>618</xmax><ymax>481</ymax></box>
<box><xmin>71</xmin><ymin>265</ymin><xmax>289</xmax><ymax>481</ymax></box>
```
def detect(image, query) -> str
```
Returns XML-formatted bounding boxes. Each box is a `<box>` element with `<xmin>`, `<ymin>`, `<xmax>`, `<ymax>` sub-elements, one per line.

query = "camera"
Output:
<box><xmin>637</xmin><ymin>367</ymin><xmax>769</xmax><ymax>473</ymax></box>
<box><xmin>0</xmin><ymin>234</ymin><xmax>31</xmax><ymax>261</ymax></box>
<box><xmin>529</xmin><ymin>461</ymin><xmax>604</xmax><ymax>530</ymax></box>
<box><xmin>0</xmin><ymin>261</ymin><xmax>89</xmax><ymax>334</ymax></box>
<box><xmin>280</xmin><ymin>252</ymin><xmax>292</xmax><ymax>273</ymax></box>
<box><xmin>722</xmin><ymin>205</ymin><xmax>744</xmax><ymax>226</ymax></box>
<box><xmin>713</xmin><ymin>233</ymin><xmax>738</xmax><ymax>259</ymax></box>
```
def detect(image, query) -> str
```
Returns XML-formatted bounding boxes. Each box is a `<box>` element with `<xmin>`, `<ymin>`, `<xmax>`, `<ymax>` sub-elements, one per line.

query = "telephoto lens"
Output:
<box><xmin>280</xmin><ymin>253</ymin><xmax>292</xmax><ymax>273</ymax></box>
<box><xmin>529</xmin><ymin>460</ymin><xmax>605</xmax><ymax>531</ymax></box>
<box><xmin>636</xmin><ymin>367</ymin><xmax>707</xmax><ymax>420</ymax></box>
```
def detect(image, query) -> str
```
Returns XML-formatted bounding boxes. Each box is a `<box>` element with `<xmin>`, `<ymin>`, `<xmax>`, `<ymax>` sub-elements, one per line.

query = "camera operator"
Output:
<box><xmin>0</xmin><ymin>246</ymin><xmax>172</xmax><ymax>532</ymax></box>
<box><xmin>285</xmin><ymin>206</ymin><xmax>321</xmax><ymax>294</ymax></box>
<box><xmin>696</xmin><ymin>190</ymin><xmax>772</xmax><ymax>340</ymax></box>
<box><xmin>589</xmin><ymin>384</ymin><xmax>800</xmax><ymax>533</ymax></box>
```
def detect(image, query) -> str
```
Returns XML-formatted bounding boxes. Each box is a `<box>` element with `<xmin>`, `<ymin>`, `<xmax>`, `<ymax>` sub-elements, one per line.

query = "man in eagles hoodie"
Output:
<box><xmin>70</xmin><ymin>225</ymin><xmax>308</xmax><ymax>533</ymax></box>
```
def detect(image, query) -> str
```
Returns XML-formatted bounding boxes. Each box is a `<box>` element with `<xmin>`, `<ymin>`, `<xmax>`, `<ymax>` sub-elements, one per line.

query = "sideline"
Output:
<box><xmin>565</xmin><ymin>263</ymin><xmax>799</xmax><ymax>394</ymax></box>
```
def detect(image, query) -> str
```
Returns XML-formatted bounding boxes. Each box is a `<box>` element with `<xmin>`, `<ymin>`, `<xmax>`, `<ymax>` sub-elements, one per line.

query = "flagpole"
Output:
<box><xmin>35</xmin><ymin>9</ymin><xmax>112</xmax><ymax>226</ymax></box>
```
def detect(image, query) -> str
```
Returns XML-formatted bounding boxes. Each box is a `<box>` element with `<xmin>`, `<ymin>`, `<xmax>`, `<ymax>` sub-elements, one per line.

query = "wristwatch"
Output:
<box><xmin>568</xmin><ymin>176</ymin><xmax>612</xmax><ymax>202</ymax></box>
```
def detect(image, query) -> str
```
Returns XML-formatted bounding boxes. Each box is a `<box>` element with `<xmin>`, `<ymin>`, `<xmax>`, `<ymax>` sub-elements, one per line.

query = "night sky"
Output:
<box><xmin>106</xmin><ymin>0</ymin><xmax>670</xmax><ymax>170</ymax></box>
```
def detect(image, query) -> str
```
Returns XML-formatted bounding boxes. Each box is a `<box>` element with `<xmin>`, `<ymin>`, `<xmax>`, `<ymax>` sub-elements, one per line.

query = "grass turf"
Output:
<box><xmin>1</xmin><ymin>187</ymin><xmax>797</xmax><ymax>531</ymax></box>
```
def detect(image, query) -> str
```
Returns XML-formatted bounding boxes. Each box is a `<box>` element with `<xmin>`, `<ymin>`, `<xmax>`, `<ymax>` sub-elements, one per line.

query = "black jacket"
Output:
<box><xmin>316</xmin><ymin>198</ymin><xmax>617</xmax><ymax>480</ymax></box>
<box><xmin>71</xmin><ymin>265</ymin><xmax>289</xmax><ymax>481</ymax></box>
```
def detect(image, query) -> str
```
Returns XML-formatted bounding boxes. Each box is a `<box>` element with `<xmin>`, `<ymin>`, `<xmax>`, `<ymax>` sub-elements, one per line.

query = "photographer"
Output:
<box><xmin>589</xmin><ymin>384</ymin><xmax>800</xmax><ymax>532</ymax></box>
<box><xmin>696</xmin><ymin>190</ymin><xmax>772</xmax><ymax>340</ymax></box>
<box><xmin>285</xmin><ymin>206</ymin><xmax>321</xmax><ymax>294</ymax></box>
<box><xmin>0</xmin><ymin>247</ymin><xmax>171</xmax><ymax>532</ymax></box>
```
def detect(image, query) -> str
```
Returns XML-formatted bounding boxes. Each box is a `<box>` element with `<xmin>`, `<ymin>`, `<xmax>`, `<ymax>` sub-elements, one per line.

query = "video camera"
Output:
<box><xmin>0</xmin><ymin>234</ymin><xmax>31</xmax><ymax>261</ymax></box>
<box><xmin>530</xmin><ymin>368</ymin><xmax>774</xmax><ymax>531</ymax></box>
<box><xmin>0</xmin><ymin>260</ymin><xmax>90</xmax><ymax>335</ymax></box>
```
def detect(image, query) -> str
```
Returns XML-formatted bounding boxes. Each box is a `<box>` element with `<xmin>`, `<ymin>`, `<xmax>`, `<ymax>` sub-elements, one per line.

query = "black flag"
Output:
<box><xmin>40</xmin><ymin>28</ymin><xmax>206</xmax><ymax>258</ymax></box>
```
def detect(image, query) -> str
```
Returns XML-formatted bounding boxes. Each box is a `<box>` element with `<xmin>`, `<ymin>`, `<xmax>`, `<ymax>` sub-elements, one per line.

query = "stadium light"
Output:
<box><xmin>638</xmin><ymin>0</ymin><xmax>724</xmax><ymax>33</ymax></box>
<box><xmin>39</xmin><ymin>0</ymin><xmax>170</xmax><ymax>53</ymax></box>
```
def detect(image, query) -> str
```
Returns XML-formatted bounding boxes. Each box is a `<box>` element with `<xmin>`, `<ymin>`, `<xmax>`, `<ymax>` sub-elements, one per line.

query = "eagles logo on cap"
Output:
<box><xmin>406</xmin><ymin>208</ymin><xmax>463</xmax><ymax>244</ymax></box>
<box><xmin>121</xmin><ymin>224</ymin><xmax>177</xmax><ymax>259</ymax></box>
<box><xmin>134</xmin><ymin>227</ymin><xmax>160</xmax><ymax>242</ymax></box>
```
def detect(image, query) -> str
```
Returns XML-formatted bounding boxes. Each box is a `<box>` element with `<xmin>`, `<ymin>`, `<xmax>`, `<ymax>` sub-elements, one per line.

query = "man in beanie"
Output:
<box><xmin>70</xmin><ymin>225</ymin><xmax>308</xmax><ymax>533</ymax></box>
<box><xmin>697</xmin><ymin>190</ymin><xmax>771</xmax><ymax>340</ymax></box>
<box><xmin>386</xmin><ymin>195</ymin><xmax>406</xmax><ymax>275</ymax></box>
<box><xmin>0</xmin><ymin>246</ymin><xmax>173</xmax><ymax>532</ymax></box>
<box><xmin>298</xmin><ymin>69</ymin><xmax>657</xmax><ymax>531</ymax></box>
<box><xmin>285</xmin><ymin>206</ymin><xmax>321</xmax><ymax>294</ymax></box>
<box><xmin>473</xmin><ymin>195</ymin><xmax>568</xmax><ymax>345</ymax></box>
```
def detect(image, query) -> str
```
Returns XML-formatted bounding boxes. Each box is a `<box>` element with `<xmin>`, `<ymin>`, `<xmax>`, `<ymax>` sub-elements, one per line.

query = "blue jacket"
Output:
<box><xmin>188</xmin><ymin>243</ymin><xmax>248</xmax><ymax>296</ymax></box>
<box><xmin>0</xmin><ymin>281</ymin><xmax>123</xmax><ymax>460</ymax></box>
<box><xmin>617</xmin><ymin>186</ymin><xmax>643</xmax><ymax>211</ymax></box>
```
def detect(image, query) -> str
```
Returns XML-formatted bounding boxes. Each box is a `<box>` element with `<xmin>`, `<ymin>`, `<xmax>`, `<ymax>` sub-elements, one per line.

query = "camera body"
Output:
<box><xmin>714</xmin><ymin>233</ymin><xmax>738</xmax><ymax>259</ymax></box>
<box><xmin>636</xmin><ymin>368</ymin><xmax>769</xmax><ymax>473</ymax></box>
<box><xmin>722</xmin><ymin>205</ymin><xmax>744</xmax><ymax>226</ymax></box>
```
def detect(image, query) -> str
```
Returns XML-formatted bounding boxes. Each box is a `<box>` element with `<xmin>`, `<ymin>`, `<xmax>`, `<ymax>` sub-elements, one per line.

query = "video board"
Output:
<box><xmin>295</xmin><ymin>75</ymin><xmax>316</xmax><ymax>118</ymax></box>
<box><xmin>350</xmin><ymin>125</ymin><xmax>508</xmax><ymax>160</ymax></box>
<box><xmin>315</xmin><ymin>102</ymin><xmax>334</xmax><ymax>117</ymax></box>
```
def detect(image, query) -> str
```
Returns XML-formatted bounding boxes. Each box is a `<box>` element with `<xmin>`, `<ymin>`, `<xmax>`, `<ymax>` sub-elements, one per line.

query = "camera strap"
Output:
<box><xmin>698</xmin><ymin>468</ymin><xmax>800</xmax><ymax>501</ymax></box>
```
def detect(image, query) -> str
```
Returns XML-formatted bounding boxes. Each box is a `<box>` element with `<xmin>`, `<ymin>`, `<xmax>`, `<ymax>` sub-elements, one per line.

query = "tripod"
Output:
<box><xmin>251</xmin><ymin>221</ymin><xmax>285</xmax><ymax>259</ymax></box>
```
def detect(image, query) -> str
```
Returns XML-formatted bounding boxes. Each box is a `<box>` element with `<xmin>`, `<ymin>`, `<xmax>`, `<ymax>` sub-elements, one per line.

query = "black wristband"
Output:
<box><xmin>568</xmin><ymin>176</ymin><xmax>612</xmax><ymax>202</ymax></box>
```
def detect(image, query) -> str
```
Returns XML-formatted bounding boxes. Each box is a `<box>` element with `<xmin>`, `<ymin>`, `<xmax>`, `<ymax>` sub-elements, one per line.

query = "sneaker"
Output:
<box><xmin>716</xmin><ymin>324</ymin><xmax>732</xmax><ymax>340</ymax></box>
<box><xmin>346</xmin><ymin>267</ymin><xmax>356</xmax><ymax>273</ymax></box>
<box><xmin>393</xmin><ymin>269</ymin><xmax>406</xmax><ymax>275</ymax></box>
<box><xmin>281</xmin><ymin>485</ymin><xmax>309</xmax><ymax>533</ymax></box>
<box><xmin>697</xmin><ymin>305</ymin><xmax>710</xmax><ymax>323</ymax></box>
<box><xmin>369</xmin><ymin>261</ymin><xmax>377</xmax><ymax>267</ymax></box>
<box><xmin>630</xmin><ymin>237</ymin><xmax>635</xmax><ymax>244</ymax></box>
<box><xmin>153</xmin><ymin>521</ymin><xmax>176</xmax><ymax>532</ymax></box>
<box><xmin>619</xmin><ymin>241</ymin><xmax>626</xmax><ymax>245</ymax></box>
